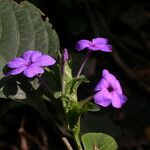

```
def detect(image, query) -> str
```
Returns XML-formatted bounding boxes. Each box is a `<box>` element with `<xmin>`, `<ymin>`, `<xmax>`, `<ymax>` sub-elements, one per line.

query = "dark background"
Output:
<box><xmin>0</xmin><ymin>0</ymin><xmax>150</xmax><ymax>149</ymax></box>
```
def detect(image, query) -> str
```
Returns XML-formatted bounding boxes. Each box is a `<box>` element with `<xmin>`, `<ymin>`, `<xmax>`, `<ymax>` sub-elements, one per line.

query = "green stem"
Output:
<box><xmin>79</xmin><ymin>95</ymin><xmax>94</xmax><ymax>107</ymax></box>
<box><xmin>77</xmin><ymin>51</ymin><xmax>91</xmax><ymax>77</ymax></box>
<box><xmin>61</xmin><ymin>61</ymin><xmax>66</xmax><ymax>94</ymax></box>
<box><xmin>73</xmin><ymin>116</ymin><xmax>83</xmax><ymax>150</ymax></box>
<box><xmin>74</xmin><ymin>134</ymin><xmax>83</xmax><ymax>150</ymax></box>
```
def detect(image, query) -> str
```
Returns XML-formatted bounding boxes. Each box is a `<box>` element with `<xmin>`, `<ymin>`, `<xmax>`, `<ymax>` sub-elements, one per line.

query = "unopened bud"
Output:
<box><xmin>63</xmin><ymin>48</ymin><xmax>68</xmax><ymax>62</ymax></box>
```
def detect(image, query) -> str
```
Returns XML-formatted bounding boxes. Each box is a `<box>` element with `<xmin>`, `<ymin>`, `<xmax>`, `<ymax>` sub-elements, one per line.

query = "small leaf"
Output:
<box><xmin>65</xmin><ymin>75</ymin><xmax>89</xmax><ymax>102</ymax></box>
<box><xmin>64</xmin><ymin>61</ymin><xmax>73</xmax><ymax>86</ymax></box>
<box><xmin>54</xmin><ymin>91</ymin><xmax>62</xmax><ymax>99</ymax></box>
<box><xmin>62</xmin><ymin>60</ymin><xmax>89</xmax><ymax>105</ymax></box>
<box><xmin>83</xmin><ymin>102</ymin><xmax>100</xmax><ymax>112</ymax></box>
<box><xmin>0</xmin><ymin>77</ymin><xmax>27</xmax><ymax>99</ymax></box>
<box><xmin>82</xmin><ymin>133</ymin><xmax>118</xmax><ymax>150</ymax></box>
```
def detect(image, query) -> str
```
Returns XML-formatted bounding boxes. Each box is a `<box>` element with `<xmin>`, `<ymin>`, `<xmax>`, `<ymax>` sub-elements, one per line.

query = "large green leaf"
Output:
<box><xmin>0</xmin><ymin>0</ymin><xmax>60</xmax><ymax>98</ymax></box>
<box><xmin>0</xmin><ymin>0</ymin><xmax>65</xmax><ymax>137</ymax></box>
<box><xmin>82</xmin><ymin>132</ymin><xmax>118</xmax><ymax>150</ymax></box>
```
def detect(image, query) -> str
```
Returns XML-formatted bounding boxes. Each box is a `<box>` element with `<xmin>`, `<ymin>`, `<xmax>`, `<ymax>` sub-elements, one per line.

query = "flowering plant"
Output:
<box><xmin>3</xmin><ymin>38</ymin><xmax>126</xmax><ymax>150</ymax></box>
<box><xmin>0</xmin><ymin>1</ymin><xmax>127</xmax><ymax>150</ymax></box>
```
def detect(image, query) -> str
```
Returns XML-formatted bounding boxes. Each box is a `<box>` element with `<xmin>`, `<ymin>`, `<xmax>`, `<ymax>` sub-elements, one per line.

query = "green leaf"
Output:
<box><xmin>0</xmin><ymin>1</ymin><xmax>65</xmax><ymax>136</ymax></box>
<box><xmin>21</xmin><ymin>1</ymin><xmax>60</xmax><ymax>56</ymax></box>
<box><xmin>83</xmin><ymin>102</ymin><xmax>100</xmax><ymax>112</ymax></box>
<box><xmin>65</xmin><ymin>75</ymin><xmax>89</xmax><ymax>102</ymax></box>
<box><xmin>64</xmin><ymin>61</ymin><xmax>73</xmax><ymax>86</ymax></box>
<box><xmin>0</xmin><ymin>77</ymin><xmax>27</xmax><ymax>99</ymax></box>
<box><xmin>44</xmin><ymin>18</ymin><xmax>60</xmax><ymax>58</ymax></box>
<box><xmin>54</xmin><ymin>91</ymin><xmax>62</xmax><ymax>99</ymax></box>
<box><xmin>82</xmin><ymin>133</ymin><xmax>118</xmax><ymax>150</ymax></box>
<box><xmin>0</xmin><ymin>0</ymin><xmax>59</xmax><ymax>99</ymax></box>
<box><xmin>0</xmin><ymin>56</ymin><xmax>6</xmax><ymax>78</ymax></box>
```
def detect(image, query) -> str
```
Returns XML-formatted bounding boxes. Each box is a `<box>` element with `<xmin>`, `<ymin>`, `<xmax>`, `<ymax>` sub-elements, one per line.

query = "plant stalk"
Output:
<box><xmin>77</xmin><ymin>51</ymin><xmax>91</xmax><ymax>77</ymax></box>
<box><xmin>72</xmin><ymin>116</ymin><xmax>83</xmax><ymax>150</ymax></box>
<box><xmin>79</xmin><ymin>95</ymin><xmax>94</xmax><ymax>107</ymax></box>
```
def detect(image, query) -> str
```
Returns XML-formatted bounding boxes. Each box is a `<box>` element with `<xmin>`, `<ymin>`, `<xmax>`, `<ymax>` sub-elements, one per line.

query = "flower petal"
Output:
<box><xmin>89</xmin><ymin>38</ymin><xmax>112</xmax><ymax>52</ymax></box>
<box><xmin>99</xmin><ymin>45</ymin><xmax>112</xmax><ymax>52</ymax></box>
<box><xmin>23</xmin><ymin>66</ymin><xmax>44</xmax><ymax>78</ymax></box>
<box><xmin>111</xmin><ymin>92</ymin><xmax>126</xmax><ymax>108</ymax></box>
<box><xmin>7</xmin><ymin>57</ymin><xmax>26</xmax><ymax>68</ymax></box>
<box><xmin>31</xmin><ymin>51</ymin><xmax>42</xmax><ymax>62</ymax></box>
<box><xmin>94</xmin><ymin>90</ymin><xmax>111</xmax><ymax>107</ymax></box>
<box><xmin>102</xmin><ymin>69</ymin><xmax>122</xmax><ymax>94</ymax></box>
<box><xmin>92</xmin><ymin>38</ymin><xmax>108</xmax><ymax>45</ymax></box>
<box><xmin>7</xmin><ymin>66</ymin><xmax>27</xmax><ymax>75</ymax></box>
<box><xmin>75</xmin><ymin>40</ymin><xmax>90</xmax><ymax>51</ymax></box>
<box><xmin>95</xmin><ymin>78</ymin><xmax>108</xmax><ymax>91</ymax></box>
<box><xmin>87</xmin><ymin>45</ymin><xmax>111</xmax><ymax>52</ymax></box>
<box><xmin>87</xmin><ymin>46</ymin><xmax>102</xmax><ymax>50</ymax></box>
<box><xmin>102</xmin><ymin>69</ymin><xmax>110</xmax><ymax>78</ymax></box>
<box><xmin>102</xmin><ymin>69</ymin><xmax>116</xmax><ymax>84</ymax></box>
<box><xmin>22</xmin><ymin>50</ymin><xmax>34</xmax><ymax>62</ymax></box>
<box><xmin>33</xmin><ymin>55</ymin><xmax>56</xmax><ymax>67</ymax></box>
<box><xmin>114</xmin><ymin>80</ymin><xmax>122</xmax><ymax>94</ymax></box>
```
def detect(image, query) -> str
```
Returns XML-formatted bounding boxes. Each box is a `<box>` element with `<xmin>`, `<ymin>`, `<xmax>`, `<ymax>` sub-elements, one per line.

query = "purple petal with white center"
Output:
<box><xmin>22</xmin><ymin>50</ymin><xmax>34</xmax><ymax>62</ymax></box>
<box><xmin>111</xmin><ymin>92</ymin><xmax>126</xmax><ymax>108</ymax></box>
<box><xmin>94</xmin><ymin>78</ymin><xmax>108</xmax><ymax>91</ymax></box>
<box><xmin>33</xmin><ymin>55</ymin><xmax>56</xmax><ymax>67</ymax></box>
<box><xmin>23</xmin><ymin>65</ymin><xmax>44</xmax><ymax>78</ymax></box>
<box><xmin>31</xmin><ymin>51</ymin><xmax>42</xmax><ymax>62</ymax></box>
<box><xmin>94</xmin><ymin>89</ymin><xmax>111</xmax><ymax>107</ymax></box>
<box><xmin>76</xmin><ymin>40</ymin><xmax>90</xmax><ymax>51</ymax></box>
<box><xmin>7</xmin><ymin>66</ymin><xmax>27</xmax><ymax>75</ymax></box>
<box><xmin>7</xmin><ymin>57</ymin><xmax>26</xmax><ymax>68</ymax></box>
<box><xmin>92</xmin><ymin>38</ymin><xmax>108</xmax><ymax>45</ymax></box>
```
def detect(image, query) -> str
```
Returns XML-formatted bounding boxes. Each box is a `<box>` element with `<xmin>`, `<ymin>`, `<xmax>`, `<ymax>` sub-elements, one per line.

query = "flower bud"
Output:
<box><xmin>63</xmin><ymin>48</ymin><xmax>68</xmax><ymax>62</ymax></box>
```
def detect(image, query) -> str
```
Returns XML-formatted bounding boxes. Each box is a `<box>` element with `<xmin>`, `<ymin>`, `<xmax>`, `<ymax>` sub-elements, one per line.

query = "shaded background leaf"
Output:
<box><xmin>0</xmin><ymin>0</ymin><xmax>60</xmax><ymax>99</ymax></box>
<box><xmin>0</xmin><ymin>1</ymin><xmax>65</xmax><ymax>149</ymax></box>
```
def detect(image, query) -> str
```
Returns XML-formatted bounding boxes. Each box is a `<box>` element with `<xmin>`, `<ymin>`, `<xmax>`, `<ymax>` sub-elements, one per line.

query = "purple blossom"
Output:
<box><xmin>7</xmin><ymin>50</ymin><xmax>56</xmax><ymax>78</ymax></box>
<box><xmin>94</xmin><ymin>69</ymin><xmax>127</xmax><ymax>108</ymax></box>
<box><xmin>76</xmin><ymin>38</ymin><xmax>112</xmax><ymax>52</ymax></box>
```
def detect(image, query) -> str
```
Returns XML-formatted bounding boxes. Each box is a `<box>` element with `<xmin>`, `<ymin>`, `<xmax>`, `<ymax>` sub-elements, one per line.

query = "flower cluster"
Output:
<box><xmin>6</xmin><ymin>37</ymin><xmax>126</xmax><ymax>108</ymax></box>
<box><xmin>75</xmin><ymin>37</ymin><xmax>126</xmax><ymax>108</ymax></box>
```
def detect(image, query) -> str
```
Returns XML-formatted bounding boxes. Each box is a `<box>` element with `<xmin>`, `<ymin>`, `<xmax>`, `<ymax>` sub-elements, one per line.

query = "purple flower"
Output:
<box><xmin>7</xmin><ymin>50</ymin><xmax>56</xmax><ymax>78</ymax></box>
<box><xmin>76</xmin><ymin>38</ymin><xmax>112</xmax><ymax>52</ymax></box>
<box><xmin>94</xmin><ymin>69</ymin><xmax>127</xmax><ymax>108</ymax></box>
